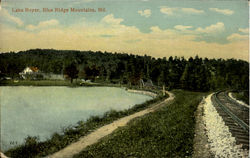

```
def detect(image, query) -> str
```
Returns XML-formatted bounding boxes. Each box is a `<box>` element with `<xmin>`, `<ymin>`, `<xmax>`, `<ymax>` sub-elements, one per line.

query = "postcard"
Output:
<box><xmin>0</xmin><ymin>0</ymin><xmax>249</xmax><ymax>157</ymax></box>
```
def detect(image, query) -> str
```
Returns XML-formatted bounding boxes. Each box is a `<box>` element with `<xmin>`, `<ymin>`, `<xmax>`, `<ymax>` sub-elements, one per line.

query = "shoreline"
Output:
<box><xmin>47</xmin><ymin>91</ymin><xmax>173</xmax><ymax>158</ymax></box>
<box><xmin>3</xmin><ymin>86</ymin><xmax>165</xmax><ymax>157</ymax></box>
<box><xmin>1</xmin><ymin>86</ymin><xmax>157</xmax><ymax>151</ymax></box>
<box><xmin>126</xmin><ymin>89</ymin><xmax>158</xmax><ymax>98</ymax></box>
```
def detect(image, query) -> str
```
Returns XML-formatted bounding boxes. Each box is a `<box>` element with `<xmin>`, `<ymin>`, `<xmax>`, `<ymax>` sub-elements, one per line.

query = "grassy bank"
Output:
<box><xmin>0</xmin><ymin>80</ymin><xmax>162</xmax><ymax>96</ymax></box>
<box><xmin>74</xmin><ymin>90</ymin><xmax>207</xmax><ymax>158</ymax></box>
<box><xmin>4</xmin><ymin>90</ymin><xmax>166</xmax><ymax>158</ymax></box>
<box><xmin>232</xmin><ymin>91</ymin><xmax>249</xmax><ymax>105</ymax></box>
<box><xmin>0</xmin><ymin>80</ymin><xmax>152</xmax><ymax>89</ymax></box>
<box><xmin>0</xmin><ymin>79</ymin><xmax>94</xmax><ymax>86</ymax></box>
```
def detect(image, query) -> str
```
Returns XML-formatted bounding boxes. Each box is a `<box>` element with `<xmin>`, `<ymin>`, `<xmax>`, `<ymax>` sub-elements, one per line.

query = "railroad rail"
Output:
<box><xmin>212</xmin><ymin>91</ymin><xmax>249</xmax><ymax>149</ymax></box>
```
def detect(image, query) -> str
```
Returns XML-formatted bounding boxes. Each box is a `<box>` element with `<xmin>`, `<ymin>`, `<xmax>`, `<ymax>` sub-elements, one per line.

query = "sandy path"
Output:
<box><xmin>1</xmin><ymin>152</ymin><xmax>9</xmax><ymax>158</ymax></box>
<box><xmin>47</xmin><ymin>91</ymin><xmax>174</xmax><ymax>158</ymax></box>
<box><xmin>193</xmin><ymin>96</ymin><xmax>213</xmax><ymax>158</ymax></box>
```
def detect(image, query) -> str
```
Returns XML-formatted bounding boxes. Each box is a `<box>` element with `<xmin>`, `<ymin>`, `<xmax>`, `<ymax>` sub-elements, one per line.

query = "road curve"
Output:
<box><xmin>46</xmin><ymin>91</ymin><xmax>174</xmax><ymax>158</ymax></box>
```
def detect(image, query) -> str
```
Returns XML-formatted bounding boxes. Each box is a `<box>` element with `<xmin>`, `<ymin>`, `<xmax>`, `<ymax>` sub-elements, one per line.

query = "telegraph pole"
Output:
<box><xmin>163</xmin><ymin>84</ymin><xmax>165</xmax><ymax>96</ymax></box>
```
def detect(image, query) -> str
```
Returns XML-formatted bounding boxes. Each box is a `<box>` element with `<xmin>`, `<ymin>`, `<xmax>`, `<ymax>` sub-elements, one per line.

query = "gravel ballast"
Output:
<box><xmin>202</xmin><ymin>94</ymin><xmax>248</xmax><ymax>157</ymax></box>
<box><xmin>228</xmin><ymin>92</ymin><xmax>249</xmax><ymax>108</ymax></box>
<box><xmin>193</xmin><ymin>97</ymin><xmax>213</xmax><ymax>158</ymax></box>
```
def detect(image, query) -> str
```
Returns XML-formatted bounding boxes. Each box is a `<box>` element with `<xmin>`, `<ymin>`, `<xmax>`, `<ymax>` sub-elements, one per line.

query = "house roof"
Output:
<box><xmin>29</xmin><ymin>67</ymin><xmax>39</xmax><ymax>72</ymax></box>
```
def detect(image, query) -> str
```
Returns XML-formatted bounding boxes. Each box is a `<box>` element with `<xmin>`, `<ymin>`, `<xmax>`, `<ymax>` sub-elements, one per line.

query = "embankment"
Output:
<box><xmin>126</xmin><ymin>89</ymin><xmax>157</xmax><ymax>98</ymax></box>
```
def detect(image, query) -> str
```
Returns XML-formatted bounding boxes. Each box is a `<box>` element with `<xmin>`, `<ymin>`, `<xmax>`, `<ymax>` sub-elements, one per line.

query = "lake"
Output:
<box><xmin>0</xmin><ymin>86</ymin><xmax>152</xmax><ymax>151</ymax></box>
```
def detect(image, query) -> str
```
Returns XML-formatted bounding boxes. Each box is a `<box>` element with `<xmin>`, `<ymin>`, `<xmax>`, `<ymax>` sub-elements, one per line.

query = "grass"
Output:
<box><xmin>0</xmin><ymin>79</ymin><xmax>107</xmax><ymax>87</ymax></box>
<box><xmin>4</xmin><ymin>89</ymin><xmax>166</xmax><ymax>158</ymax></box>
<box><xmin>0</xmin><ymin>79</ymin><xmax>125</xmax><ymax>88</ymax></box>
<box><xmin>73</xmin><ymin>90</ymin><xmax>207</xmax><ymax>158</ymax></box>
<box><xmin>0</xmin><ymin>79</ymin><xmax>144</xmax><ymax>89</ymax></box>
<box><xmin>232</xmin><ymin>91</ymin><xmax>249</xmax><ymax>105</ymax></box>
<box><xmin>0</xmin><ymin>79</ymin><xmax>76</xmax><ymax>86</ymax></box>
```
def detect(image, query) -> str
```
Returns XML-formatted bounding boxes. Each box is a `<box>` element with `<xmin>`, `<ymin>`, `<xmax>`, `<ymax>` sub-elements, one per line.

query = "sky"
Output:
<box><xmin>0</xmin><ymin>0</ymin><xmax>249</xmax><ymax>61</ymax></box>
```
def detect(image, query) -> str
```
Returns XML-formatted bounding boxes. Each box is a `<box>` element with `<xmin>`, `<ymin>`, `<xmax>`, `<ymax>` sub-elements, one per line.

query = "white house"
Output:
<box><xmin>19</xmin><ymin>67</ymin><xmax>40</xmax><ymax>79</ymax></box>
<box><xmin>20</xmin><ymin>67</ymin><xmax>65</xmax><ymax>80</ymax></box>
<box><xmin>21</xmin><ymin>67</ymin><xmax>39</xmax><ymax>74</ymax></box>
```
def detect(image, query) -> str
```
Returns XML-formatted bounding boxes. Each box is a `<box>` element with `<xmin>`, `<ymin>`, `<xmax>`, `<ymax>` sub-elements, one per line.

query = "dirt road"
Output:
<box><xmin>1</xmin><ymin>152</ymin><xmax>9</xmax><ymax>158</ymax></box>
<box><xmin>47</xmin><ymin>91</ymin><xmax>174</xmax><ymax>158</ymax></box>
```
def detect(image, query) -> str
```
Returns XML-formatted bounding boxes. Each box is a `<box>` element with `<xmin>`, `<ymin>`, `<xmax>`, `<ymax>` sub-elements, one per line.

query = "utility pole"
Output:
<box><xmin>163</xmin><ymin>84</ymin><xmax>165</xmax><ymax>96</ymax></box>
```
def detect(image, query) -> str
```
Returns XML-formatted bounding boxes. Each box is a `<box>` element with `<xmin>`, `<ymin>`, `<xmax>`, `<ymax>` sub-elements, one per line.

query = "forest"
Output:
<box><xmin>0</xmin><ymin>49</ymin><xmax>248</xmax><ymax>91</ymax></box>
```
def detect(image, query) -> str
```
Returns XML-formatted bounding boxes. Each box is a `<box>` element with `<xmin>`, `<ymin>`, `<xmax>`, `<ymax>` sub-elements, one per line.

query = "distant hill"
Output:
<box><xmin>0</xmin><ymin>49</ymin><xmax>248</xmax><ymax>91</ymax></box>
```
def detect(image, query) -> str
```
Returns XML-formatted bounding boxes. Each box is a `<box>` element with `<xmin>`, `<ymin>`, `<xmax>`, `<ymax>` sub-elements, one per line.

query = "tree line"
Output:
<box><xmin>0</xmin><ymin>49</ymin><xmax>248</xmax><ymax>91</ymax></box>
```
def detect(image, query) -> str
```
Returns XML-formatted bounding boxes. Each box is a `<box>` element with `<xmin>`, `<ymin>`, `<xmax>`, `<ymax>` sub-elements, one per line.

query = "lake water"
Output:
<box><xmin>0</xmin><ymin>86</ymin><xmax>152</xmax><ymax>151</ymax></box>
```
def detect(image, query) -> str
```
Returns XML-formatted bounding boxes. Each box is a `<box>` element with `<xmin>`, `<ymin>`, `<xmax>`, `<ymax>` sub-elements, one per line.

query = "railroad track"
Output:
<box><xmin>211</xmin><ymin>91</ymin><xmax>249</xmax><ymax>150</ymax></box>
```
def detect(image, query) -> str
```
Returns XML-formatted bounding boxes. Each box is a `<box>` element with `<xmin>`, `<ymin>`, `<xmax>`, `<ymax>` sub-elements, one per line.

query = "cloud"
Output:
<box><xmin>160</xmin><ymin>6</ymin><xmax>177</xmax><ymax>15</ymax></box>
<box><xmin>0</xmin><ymin>8</ymin><xmax>23</xmax><ymax>26</ymax></box>
<box><xmin>209</xmin><ymin>8</ymin><xmax>234</xmax><ymax>15</ymax></box>
<box><xmin>82</xmin><ymin>0</ymin><xmax>94</xmax><ymax>2</ymax></box>
<box><xmin>174</xmin><ymin>25</ymin><xmax>193</xmax><ymax>31</ymax></box>
<box><xmin>100</xmin><ymin>34</ymin><xmax>115</xmax><ymax>38</ymax></box>
<box><xmin>0</xmin><ymin>16</ymin><xmax>248</xmax><ymax>61</ymax></box>
<box><xmin>73</xmin><ymin>0</ymin><xmax>93</xmax><ymax>3</ymax></box>
<box><xmin>160</xmin><ymin>6</ymin><xmax>204</xmax><ymax>15</ymax></box>
<box><xmin>227</xmin><ymin>33</ymin><xmax>248</xmax><ymax>42</ymax></box>
<box><xmin>125</xmin><ymin>39</ymin><xmax>141</xmax><ymax>43</ymax></box>
<box><xmin>238</xmin><ymin>28</ymin><xmax>249</xmax><ymax>34</ymax></box>
<box><xmin>149</xmin><ymin>26</ymin><xmax>196</xmax><ymax>41</ymax></box>
<box><xmin>181</xmin><ymin>8</ymin><xmax>204</xmax><ymax>14</ymax></box>
<box><xmin>26</xmin><ymin>19</ymin><xmax>59</xmax><ymax>30</ymax></box>
<box><xmin>101</xmin><ymin>14</ymin><xmax>123</xmax><ymax>25</ymax></box>
<box><xmin>138</xmin><ymin>9</ymin><xmax>151</xmax><ymax>18</ymax></box>
<box><xmin>196</xmin><ymin>22</ymin><xmax>225</xmax><ymax>34</ymax></box>
<box><xmin>150</xmin><ymin>26</ymin><xmax>162</xmax><ymax>32</ymax></box>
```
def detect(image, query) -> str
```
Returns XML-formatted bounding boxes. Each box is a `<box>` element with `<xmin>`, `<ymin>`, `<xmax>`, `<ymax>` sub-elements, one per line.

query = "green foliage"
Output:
<box><xmin>4</xmin><ymin>90</ymin><xmax>166</xmax><ymax>158</ymax></box>
<box><xmin>232</xmin><ymin>91</ymin><xmax>249</xmax><ymax>104</ymax></box>
<box><xmin>73</xmin><ymin>90</ymin><xmax>206</xmax><ymax>158</ymax></box>
<box><xmin>0</xmin><ymin>49</ymin><xmax>248</xmax><ymax>91</ymax></box>
<box><xmin>5</xmin><ymin>136</ymin><xmax>40</xmax><ymax>158</ymax></box>
<box><xmin>0</xmin><ymin>80</ymin><xmax>77</xmax><ymax>86</ymax></box>
<box><xmin>64</xmin><ymin>63</ymin><xmax>79</xmax><ymax>83</ymax></box>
